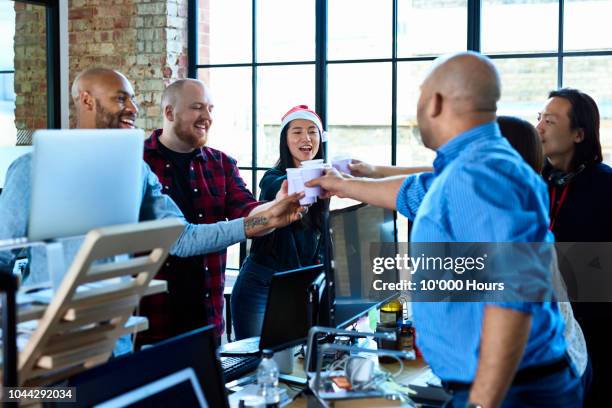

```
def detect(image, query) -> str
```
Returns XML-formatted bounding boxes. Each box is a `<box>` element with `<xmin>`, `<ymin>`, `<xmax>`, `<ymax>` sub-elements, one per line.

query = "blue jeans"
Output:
<box><xmin>445</xmin><ymin>362</ymin><xmax>583</xmax><ymax>408</ymax></box>
<box><xmin>231</xmin><ymin>257</ymin><xmax>278</xmax><ymax>340</ymax></box>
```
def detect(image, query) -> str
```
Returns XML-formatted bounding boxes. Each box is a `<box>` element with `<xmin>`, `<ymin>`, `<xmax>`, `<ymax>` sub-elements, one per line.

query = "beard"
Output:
<box><xmin>174</xmin><ymin>115</ymin><xmax>208</xmax><ymax>149</ymax></box>
<box><xmin>94</xmin><ymin>99</ymin><xmax>136</xmax><ymax>129</ymax></box>
<box><xmin>95</xmin><ymin>101</ymin><xmax>121</xmax><ymax>129</ymax></box>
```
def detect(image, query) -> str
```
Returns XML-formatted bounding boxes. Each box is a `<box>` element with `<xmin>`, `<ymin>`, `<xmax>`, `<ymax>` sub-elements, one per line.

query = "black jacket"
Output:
<box><xmin>544</xmin><ymin>162</ymin><xmax>612</xmax><ymax>242</ymax></box>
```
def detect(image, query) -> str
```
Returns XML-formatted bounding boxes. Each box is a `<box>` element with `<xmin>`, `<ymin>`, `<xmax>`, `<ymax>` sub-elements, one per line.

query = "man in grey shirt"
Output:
<box><xmin>0</xmin><ymin>69</ymin><xmax>304</xmax><ymax>353</ymax></box>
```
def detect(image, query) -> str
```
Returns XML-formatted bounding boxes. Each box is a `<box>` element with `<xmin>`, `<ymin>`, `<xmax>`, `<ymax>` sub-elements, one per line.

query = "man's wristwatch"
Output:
<box><xmin>466</xmin><ymin>404</ymin><xmax>483</xmax><ymax>408</ymax></box>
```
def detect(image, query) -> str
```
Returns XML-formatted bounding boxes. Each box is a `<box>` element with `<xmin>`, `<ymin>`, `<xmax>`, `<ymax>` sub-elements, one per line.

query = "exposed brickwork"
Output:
<box><xmin>13</xmin><ymin>2</ymin><xmax>47</xmax><ymax>130</ymax></box>
<box><xmin>13</xmin><ymin>0</ymin><xmax>193</xmax><ymax>134</ymax></box>
<box><xmin>68</xmin><ymin>0</ymin><xmax>190</xmax><ymax>132</ymax></box>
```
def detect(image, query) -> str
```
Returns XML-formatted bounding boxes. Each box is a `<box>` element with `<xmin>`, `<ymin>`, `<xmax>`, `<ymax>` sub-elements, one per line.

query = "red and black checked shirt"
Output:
<box><xmin>138</xmin><ymin>129</ymin><xmax>260</xmax><ymax>343</ymax></box>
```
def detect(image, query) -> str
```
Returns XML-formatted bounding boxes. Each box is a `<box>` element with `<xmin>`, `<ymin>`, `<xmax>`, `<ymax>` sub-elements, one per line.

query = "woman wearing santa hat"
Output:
<box><xmin>231</xmin><ymin>105</ymin><xmax>325</xmax><ymax>340</ymax></box>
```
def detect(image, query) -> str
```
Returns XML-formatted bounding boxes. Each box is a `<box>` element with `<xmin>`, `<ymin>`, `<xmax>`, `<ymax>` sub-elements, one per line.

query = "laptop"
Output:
<box><xmin>55</xmin><ymin>325</ymin><xmax>228</xmax><ymax>408</ymax></box>
<box><xmin>28</xmin><ymin>129</ymin><xmax>143</xmax><ymax>241</ymax></box>
<box><xmin>92</xmin><ymin>368</ymin><xmax>208</xmax><ymax>408</ymax></box>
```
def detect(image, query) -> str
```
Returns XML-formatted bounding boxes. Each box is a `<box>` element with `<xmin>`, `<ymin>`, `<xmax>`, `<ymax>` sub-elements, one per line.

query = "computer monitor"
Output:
<box><xmin>221</xmin><ymin>264</ymin><xmax>325</xmax><ymax>356</ymax></box>
<box><xmin>28</xmin><ymin>129</ymin><xmax>143</xmax><ymax>241</ymax></box>
<box><xmin>55</xmin><ymin>325</ymin><xmax>228</xmax><ymax>408</ymax></box>
<box><xmin>328</xmin><ymin>203</ymin><xmax>399</xmax><ymax>328</ymax></box>
<box><xmin>259</xmin><ymin>264</ymin><xmax>326</xmax><ymax>351</ymax></box>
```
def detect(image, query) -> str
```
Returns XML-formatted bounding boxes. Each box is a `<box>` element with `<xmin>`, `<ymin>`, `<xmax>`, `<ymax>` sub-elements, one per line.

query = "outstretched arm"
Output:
<box><xmin>348</xmin><ymin>159</ymin><xmax>432</xmax><ymax>179</ymax></box>
<box><xmin>306</xmin><ymin>167</ymin><xmax>406</xmax><ymax>210</ymax></box>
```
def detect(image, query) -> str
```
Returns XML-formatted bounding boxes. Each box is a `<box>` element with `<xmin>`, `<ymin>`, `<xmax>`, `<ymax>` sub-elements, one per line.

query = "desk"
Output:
<box><xmin>287</xmin><ymin>357</ymin><xmax>429</xmax><ymax>407</ymax></box>
<box><xmin>228</xmin><ymin>354</ymin><xmax>430</xmax><ymax>408</ymax></box>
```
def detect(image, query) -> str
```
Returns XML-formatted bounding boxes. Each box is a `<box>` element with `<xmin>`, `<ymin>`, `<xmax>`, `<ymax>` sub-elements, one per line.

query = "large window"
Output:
<box><xmin>192</xmin><ymin>0</ymin><xmax>612</xmax><ymax>249</ymax></box>
<box><xmin>483</xmin><ymin>0</ymin><xmax>612</xmax><ymax>164</ymax></box>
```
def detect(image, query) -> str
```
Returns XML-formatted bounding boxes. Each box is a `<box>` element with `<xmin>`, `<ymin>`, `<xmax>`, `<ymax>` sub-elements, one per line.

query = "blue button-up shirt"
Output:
<box><xmin>396</xmin><ymin>122</ymin><xmax>566</xmax><ymax>382</ymax></box>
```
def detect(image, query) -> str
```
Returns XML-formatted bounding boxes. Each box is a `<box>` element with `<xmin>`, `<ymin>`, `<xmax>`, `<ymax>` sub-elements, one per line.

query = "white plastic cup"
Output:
<box><xmin>300</xmin><ymin>166</ymin><xmax>324</xmax><ymax>199</ymax></box>
<box><xmin>332</xmin><ymin>156</ymin><xmax>351</xmax><ymax>174</ymax></box>
<box><xmin>287</xmin><ymin>168</ymin><xmax>316</xmax><ymax>205</ymax></box>
<box><xmin>300</xmin><ymin>159</ymin><xmax>324</xmax><ymax>167</ymax></box>
<box><xmin>286</xmin><ymin>168</ymin><xmax>303</xmax><ymax>195</ymax></box>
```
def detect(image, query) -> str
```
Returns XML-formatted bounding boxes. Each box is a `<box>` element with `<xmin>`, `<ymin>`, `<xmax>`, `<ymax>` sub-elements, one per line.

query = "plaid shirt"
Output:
<box><xmin>139</xmin><ymin>129</ymin><xmax>260</xmax><ymax>342</ymax></box>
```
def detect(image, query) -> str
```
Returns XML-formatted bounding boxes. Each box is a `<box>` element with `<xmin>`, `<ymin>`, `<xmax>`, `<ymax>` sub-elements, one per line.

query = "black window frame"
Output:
<box><xmin>6</xmin><ymin>0</ymin><xmax>61</xmax><ymax>131</ymax></box>
<box><xmin>188</xmin><ymin>0</ymin><xmax>612</xmax><ymax>268</ymax></box>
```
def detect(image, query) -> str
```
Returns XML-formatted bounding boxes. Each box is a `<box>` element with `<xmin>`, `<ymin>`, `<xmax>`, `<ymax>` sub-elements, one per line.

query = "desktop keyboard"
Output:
<box><xmin>220</xmin><ymin>355</ymin><xmax>261</xmax><ymax>382</ymax></box>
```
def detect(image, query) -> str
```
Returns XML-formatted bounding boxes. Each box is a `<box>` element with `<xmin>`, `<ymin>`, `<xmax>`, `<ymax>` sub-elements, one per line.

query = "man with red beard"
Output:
<box><xmin>140</xmin><ymin>79</ymin><xmax>279</xmax><ymax>345</ymax></box>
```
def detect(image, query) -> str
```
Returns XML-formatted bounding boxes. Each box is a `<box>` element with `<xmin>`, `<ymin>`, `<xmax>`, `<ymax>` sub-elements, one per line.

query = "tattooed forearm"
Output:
<box><xmin>244</xmin><ymin>216</ymin><xmax>270</xmax><ymax>231</ymax></box>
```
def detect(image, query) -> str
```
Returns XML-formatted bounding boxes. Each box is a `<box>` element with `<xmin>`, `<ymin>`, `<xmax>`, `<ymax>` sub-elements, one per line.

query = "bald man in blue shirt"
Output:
<box><xmin>308</xmin><ymin>52</ymin><xmax>582</xmax><ymax>407</ymax></box>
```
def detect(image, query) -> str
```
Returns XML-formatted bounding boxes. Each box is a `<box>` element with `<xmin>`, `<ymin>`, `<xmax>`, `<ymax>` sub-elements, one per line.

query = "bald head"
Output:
<box><xmin>71</xmin><ymin>68</ymin><xmax>138</xmax><ymax>129</ymax></box>
<box><xmin>425</xmin><ymin>52</ymin><xmax>500</xmax><ymax>114</ymax></box>
<box><xmin>161</xmin><ymin>79</ymin><xmax>209</xmax><ymax>111</ymax></box>
<box><xmin>160</xmin><ymin>79</ymin><xmax>214</xmax><ymax>153</ymax></box>
<box><xmin>417</xmin><ymin>52</ymin><xmax>501</xmax><ymax>149</ymax></box>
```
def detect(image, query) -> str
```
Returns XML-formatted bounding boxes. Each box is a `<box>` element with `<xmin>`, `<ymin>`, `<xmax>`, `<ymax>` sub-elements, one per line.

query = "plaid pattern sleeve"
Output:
<box><xmin>220</xmin><ymin>153</ymin><xmax>262</xmax><ymax>219</ymax></box>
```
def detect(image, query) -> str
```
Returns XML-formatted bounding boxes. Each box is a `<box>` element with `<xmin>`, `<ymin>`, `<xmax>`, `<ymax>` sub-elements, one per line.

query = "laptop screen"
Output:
<box><xmin>259</xmin><ymin>264</ymin><xmax>326</xmax><ymax>351</ymax></box>
<box><xmin>29</xmin><ymin>129</ymin><xmax>143</xmax><ymax>241</ymax></box>
<box><xmin>57</xmin><ymin>325</ymin><xmax>228</xmax><ymax>408</ymax></box>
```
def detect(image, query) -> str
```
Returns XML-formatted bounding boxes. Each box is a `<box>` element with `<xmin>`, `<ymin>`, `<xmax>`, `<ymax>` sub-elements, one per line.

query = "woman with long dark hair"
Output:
<box><xmin>231</xmin><ymin>105</ymin><xmax>325</xmax><ymax>339</ymax></box>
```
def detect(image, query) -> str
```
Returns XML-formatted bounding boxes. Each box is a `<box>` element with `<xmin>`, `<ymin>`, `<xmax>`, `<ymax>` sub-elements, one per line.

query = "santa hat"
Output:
<box><xmin>280</xmin><ymin>105</ymin><xmax>324</xmax><ymax>136</ymax></box>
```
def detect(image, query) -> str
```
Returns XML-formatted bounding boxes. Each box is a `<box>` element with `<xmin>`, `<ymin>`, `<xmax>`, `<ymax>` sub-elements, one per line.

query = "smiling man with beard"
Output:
<box><xmin>0</xmin><ymin>69</ymin><xmax>306</xmax><ymax>352</ymax></box>
<box><xmin>71</xmin><ymin>68</ymin><xmax>138</xmax><ymax>129</ymax></box>
<box><xmin>139</xmin><ymin>78</ymin><xmax>282</xmax><ymax>346</ymax></box>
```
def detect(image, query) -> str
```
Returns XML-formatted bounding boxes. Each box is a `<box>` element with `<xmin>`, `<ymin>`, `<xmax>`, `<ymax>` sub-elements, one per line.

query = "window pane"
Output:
<box><xmin>482</xmin><ymin>0</ymin><xmax>558</xmax><ymax>54</ymax></box>
<box><xmin>563</xmin><ymin>56</ymin><xmax>612</xmax><ymax>165</ymax></box>
<box><xmin>257</xmin><ymin>0</ymin><xmax>315</xmax><ymax>63</ymax></box>
<box><xmin>198</xmin><ymin>67</ymin><xmax>253</xmax><ymax>166</ymax></box>
<box><xmin>328</xmin><ymin>63</ymin><xmax>391</xmax><ymax>165</ymax></box>
<box><xmin>328</xmin><ymin>0</ymin><xmax>392</xmax><ymax>60</ymax></box>
<box><xmin>495</xmin><ymin>58</ymin><xmax>557</xmax><ymax>124</ymax></box>
<box><xmin>226</xmin><ymin>243</ymin><xmax>241</xmax><ymax>271</ymax></box>
<box><xmin>0</xmin><ymin>4</ymin><xmax>15</xmax><ymax>71</ymax></box>
<box><xmin>397</xmin><ymin>61</ymin><xmax>436</xmax><ymax>167</ymax></box>
<box><xmin>199</xmin><ymin>0</ymin><xmax>252</xmax><ymax>64</ymax></box>
<box><xmin>0</xmin><ymin>73</ymin><xmax>16</xmax><ymax>147</ymax></box>
<box><xmin>257</xmin><ymin>65</ymin><xmax>315</xmax><ymax>168</ymax></box>
<box><xmin>564</xmin><ymin>0</ymin><xmax>612</xmax><ymax>51</ymax></box>
<box><xmin>397</xmin><ymin>0</ymin><xmax>467</xmax><ymax>57</ymax></box>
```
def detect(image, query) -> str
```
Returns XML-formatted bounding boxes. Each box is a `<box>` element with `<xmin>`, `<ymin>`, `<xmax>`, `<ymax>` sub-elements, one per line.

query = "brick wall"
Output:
<box><xmin>13</xmin><ymin>2</ymin><xmax>47</xmax><ymax>130</ymax></box>
<box><xmin>13</xmin><ymin>0</ymin><xmax>191</xmax><ymax>134</ymax></box>
<box><xmin>68</xmin><ymin>0</ymin><xmax>189</xmax><ymax>132</ymax></box>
